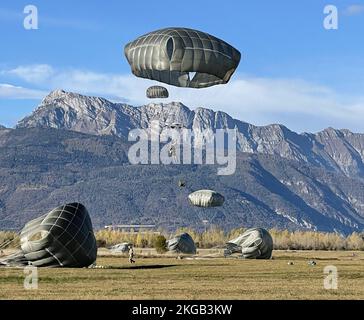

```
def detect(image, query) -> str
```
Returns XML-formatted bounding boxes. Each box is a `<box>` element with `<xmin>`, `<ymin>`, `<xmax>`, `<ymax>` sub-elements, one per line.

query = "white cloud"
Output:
<box><xmin>344</xmin><ymin>4</ymin><xmax>364</xmax><ymax>15</ymax></box>
<box><xmin>0</xmin><ymin>83</ymin><xmax>46</xmax><ymax>99</ymax></box>
<box><xmin>167</xmin><ymin>77</ymin><xmax>364</xmax><ymax>132</ymax></box>
<box><xmin>3</xmin><ymin>64</ymin><xmax>54</xmax><ymax>84</ymax></box>
<box><xmin>2</xmin><ymin>64</ymin><xmax>364</xmax><ymax>133</ymax></box>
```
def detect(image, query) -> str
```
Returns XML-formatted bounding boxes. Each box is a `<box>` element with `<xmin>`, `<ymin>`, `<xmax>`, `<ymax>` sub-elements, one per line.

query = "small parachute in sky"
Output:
<box><xmin>225</xmin><ymin>228</ymin><xmax>273</xmax><ymax>259</ymax></box>
<box><xmin>168</xmin><ymin>145</ymin><xmax>177</xmax><ymax>158</ymax></box>
<box><xmin>124</xmin><ymin>27</ymin><xmax>241</xmax><ymax>88</ymax></box>
<box><xmin>146</xmin><ymin>85</ymin><xmax>169</xmax><ymax>99</ymax></box>
<box><xmin>164</xmin><ymin>122</ymin><xmax>185</xmax><ymax>130</ymax></box>
<box><xmin>168</xmin><ymin>122</ymin><xmax>183</xmax><ymax>129</ymax></box>
<box><xmin>167</xmin><ymin>233</ymin><xmax>196</xmax><ymax>254</ymax></box>
<box><xmin>178</xmin><ymin>180</ymin><xmax>186</xmax><ymax>188</ymax></box>
<box><xmin>0</xmin><ymin>203</ymin><xmax>97</xmax><ymax>268</ymax></box>
<box><xmin>188</xmin><ymin>189</ymin><xmax>225</xmax><ymax>208</ymax></box>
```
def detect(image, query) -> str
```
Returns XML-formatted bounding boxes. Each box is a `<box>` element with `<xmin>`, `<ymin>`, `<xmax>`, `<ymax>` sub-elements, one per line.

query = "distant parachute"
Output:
<box><xmin>178</xmin><ymin>180</ymin><xmax>186</xmax><ymax>188</ymax></box>
<box><xmin>225</xmin><ymin>228</ymin><xmax>273</xmax><ymax>259</ymax></box>
<box><xmin>0</xmin><ymin>203</ymin><xmax>97</xmax><ymax>268</ymax></box>
<box><xmin>146</xmin><ymin>86</ymin><xmax>169</xmax><ymax>99</ymax></box>
<box><xmin>167</xmin><ymin>122</ymin><xmax>184</xmax><ymax>129</ymax></box>
<box><xmin>188</xmin><ymin>190</ymin><xmax>225</xmax><ymax>208</ymax></box>
<box><xmin>124</xmin><ymin>27</ymin><xmax>241</xmax><ymax>88</ymax></box>
<box><xmin>167</xmin><ymin>233</ymin><xmax>196</xmax><ymax>254</ymax></box>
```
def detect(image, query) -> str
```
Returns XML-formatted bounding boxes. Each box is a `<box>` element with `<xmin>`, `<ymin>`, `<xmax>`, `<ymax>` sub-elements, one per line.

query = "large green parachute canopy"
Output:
<box><xmin>146</xmin><ymin>85</ymin><xmax>169</xmax><ymax>99</ymax></box>
<box><xmin>188</xmin><ymin>189</ymin><xmax>225</xmax><ymax>208</ymax></box>
<box><xmin>167</xmin><ymin>233</ymin><xmax>196</xmax><ymax>254</ymax></box>
<box><xmin>124</xmin><ymin>27</ymin><xmax>241</xmax><ymax>88</ymax></box>
<box><xmin>225</xmin><ymin>228</ymin><xmax>273</xmax><ymax>259</ymax></box>
<box><xmin>0</xmin><ymin>203</ymin><xmax>97</xmax><ymax>267</ymax></box>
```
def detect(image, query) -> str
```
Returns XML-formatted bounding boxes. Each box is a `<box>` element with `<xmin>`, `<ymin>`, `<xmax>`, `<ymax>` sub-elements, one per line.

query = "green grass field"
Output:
<box><xmin>0</xmin><ymin>250</ymin><xmax>363</xmax><ymax>300</ymax></box>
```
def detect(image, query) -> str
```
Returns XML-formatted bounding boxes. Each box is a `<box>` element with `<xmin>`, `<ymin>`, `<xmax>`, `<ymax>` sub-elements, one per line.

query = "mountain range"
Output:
<box><xmin>17</xmin><ymin>90</ymin><xmax>364</xmax><ymax>179</ymax></box>
<box><xmin>1</xmin><ymin>89</ymin><xmax>364</xmax><ymax>234</ymax></box>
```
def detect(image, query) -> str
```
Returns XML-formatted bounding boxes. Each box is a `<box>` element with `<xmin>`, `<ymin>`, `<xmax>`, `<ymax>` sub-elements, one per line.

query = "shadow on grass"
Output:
<box><xmin>108</xmin><ymin>264</ymin><xmax>179</xmax><ymax>270</ymax></box>
<box><xmin>273</xmin><ymin>256</ymin><xmax>340</xmax><ymax>261</ymax></box>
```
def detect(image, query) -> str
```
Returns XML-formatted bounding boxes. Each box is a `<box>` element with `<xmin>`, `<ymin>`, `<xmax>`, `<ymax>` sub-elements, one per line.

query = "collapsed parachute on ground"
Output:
<box><xmin>167</xmin><ymin>233</ymin><xmax>196</xmax><ymax>254</ymax></box>
<box><xmin>109</xmin><ymin>243</ymin><xmax>132</xmax><ymax>253</ymax></box>
<box><xmin>188</xmin><ymin>190</ymin><xmax>225</xmax><ymax>208</ymax></box>
<box><xmin>146</xmin><ymin>85</ymin><xmax>169</xmax><ymax>98</ymax></box>
<box><xmin>124</xmin><ymin>27</ymin><xmax>241</xmax><ymax>88</ymax></box>
<box><xmin>0</xmin><ymin>203</ymin><xmax>97</xmax><ymax>268</ymax></box>
<box><xmin>225</xmin><ymin>228</ymin><xmax>273</xmax><ymax>259</ymax></box>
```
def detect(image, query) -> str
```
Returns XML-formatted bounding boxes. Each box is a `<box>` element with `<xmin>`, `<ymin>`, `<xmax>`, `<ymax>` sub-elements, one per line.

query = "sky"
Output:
<box><xmin>0</xmin><ymin>0</ymin><xmax>364</xmax><ymax>133</ymax></box>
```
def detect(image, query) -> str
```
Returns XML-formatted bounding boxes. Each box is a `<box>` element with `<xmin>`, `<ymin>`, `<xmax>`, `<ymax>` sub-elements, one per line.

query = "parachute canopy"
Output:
<box><xmin>146</xmin><ymin>85</ymin><xmax>169</xmax><ymax>99</ymax></box>
<box><xmin>0</xmin><ymin>203</ymin><xmax>97</xmax><ymax>268</ymax></box>
<box><xmin>167</xmin><ymin>233</ymin><xmax>196</xmax><ymax>254</ymax></box>
<box><xmin>178</xmin><ymin>180</ymin><xmax>186</xmax><ymax>188</ymax></box>
<box><xmin>124</xmin><ymin>27</ymin><xmax>241</xmax><ymax>88</ymax></box>
<box><xmin>188</xmin><ymin>190</ymin><xmax>225</xmax><ymax>208</ymax></box>
<box><xmin>225</xmin><ymin>228</ymin><xmax>273</xmax><ymax>259</ymax></box>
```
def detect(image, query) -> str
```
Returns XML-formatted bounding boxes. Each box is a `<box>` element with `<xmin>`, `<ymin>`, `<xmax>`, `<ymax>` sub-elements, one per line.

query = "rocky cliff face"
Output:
<box><xmin>17</xmin><ymin>90</ymin><xmax>364</xmax><ymax>179</ymax></box>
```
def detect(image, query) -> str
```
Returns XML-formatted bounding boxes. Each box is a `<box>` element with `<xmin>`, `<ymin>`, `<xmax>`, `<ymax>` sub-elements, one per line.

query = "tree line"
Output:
<box><xmin>1</xmin><ymin>228</ymin><xmax>363</xmax><ymax>251</ymax></box>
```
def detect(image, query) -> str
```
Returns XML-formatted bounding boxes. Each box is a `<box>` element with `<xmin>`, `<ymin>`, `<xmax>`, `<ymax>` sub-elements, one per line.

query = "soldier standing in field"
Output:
<box><xmin>128</xmin><ymin>245</ymin><xmax>135</xmax><ymax>264</ymax></box>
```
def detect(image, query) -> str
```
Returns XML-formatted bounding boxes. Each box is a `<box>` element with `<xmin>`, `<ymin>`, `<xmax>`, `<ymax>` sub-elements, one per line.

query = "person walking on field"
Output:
<box><xmin>128</xmin><ymin>245</ymin><xmax>135</xmax><ymax>264</ymax></box>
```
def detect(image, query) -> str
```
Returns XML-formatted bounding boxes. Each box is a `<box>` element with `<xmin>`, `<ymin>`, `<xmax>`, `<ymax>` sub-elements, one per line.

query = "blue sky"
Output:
<box><xmin>0</xmin><ymin>0</ymin><xmax>364</xmax><ymax>132</ymax></box>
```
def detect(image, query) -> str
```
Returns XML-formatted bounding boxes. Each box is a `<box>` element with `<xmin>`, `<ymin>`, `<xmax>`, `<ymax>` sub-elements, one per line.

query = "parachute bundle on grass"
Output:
<box><xmin>125</xmin><ymin>27</ymin><xmax>241</xmax><ymax>88</ymax></box>
<box><xmin>188</xmin><ymin>190</ymin><xmax>225</xmax><ymax>208</ymax></box>
<box><xmin>167</xmin><ymin>233</ymin><xmax>196</xmax><ymax>254</ymax></box>
<box><xmin>0</xmin><ymin>203</ymin><xmax>97</xmax><ymax>268</ymax></box>
<box><xmin>146</xmin><ymin>85</ymin><xmax>169</xmax><ymax>99</ymax></box>
<box><xmin>225</xmin><ymin>228</ymin><xmax>273</xmax><ymax>259</ymax></box>
<box><xmin>109</xmin><ymin>243</ymin><xmax>132</xmax><ymax>253</ymax></box>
